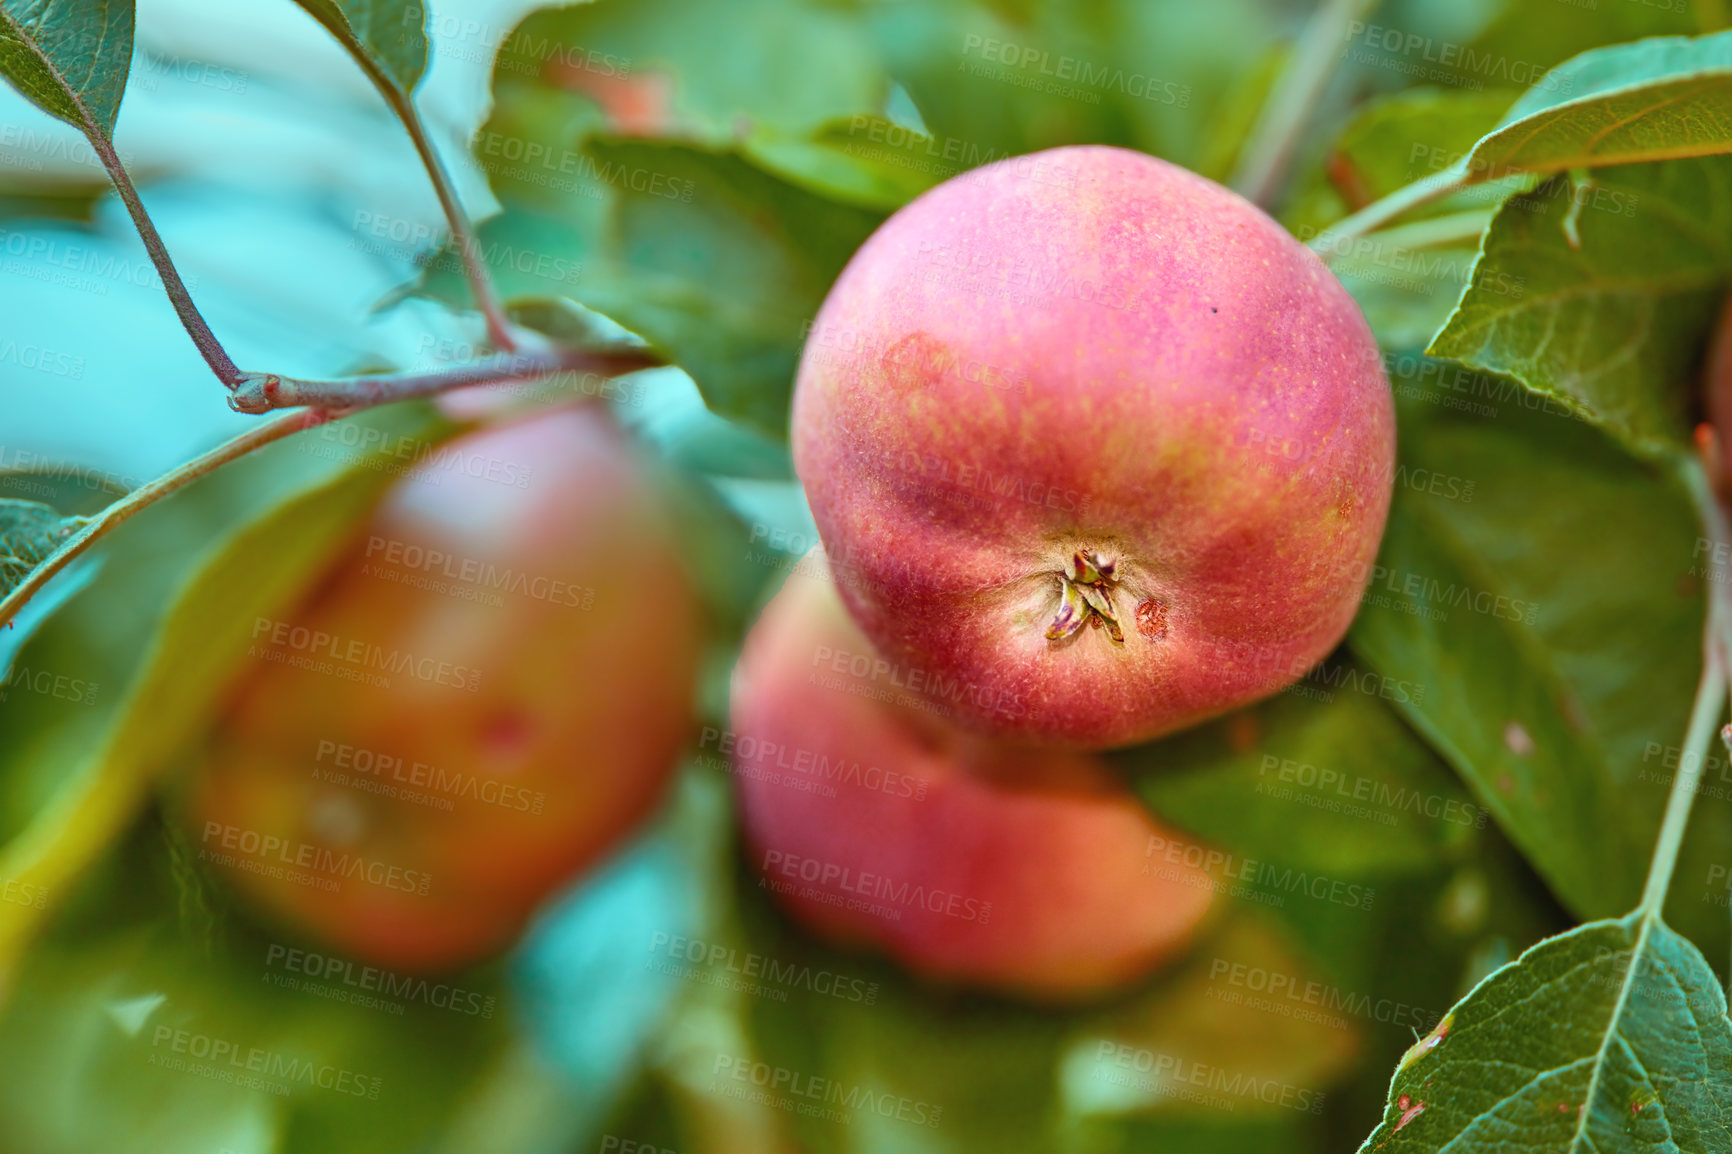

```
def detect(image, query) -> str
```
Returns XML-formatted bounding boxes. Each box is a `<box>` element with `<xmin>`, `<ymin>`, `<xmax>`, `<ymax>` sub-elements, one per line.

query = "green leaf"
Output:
<box><xmin>1348</xmin><ymin>392</ymin><xmax>1703</xmax><ymax>922</ymax></box>
<box><xmin>289</xmin><ymin>0</ymin><xmax>427</xmax><ymax>94</ymax></box>
<box><xmin>1334</xmin><ymin>239</ymin><xmax>1487</xmax><ymax>352</ymax></box>
<box><xmin>1061</xmin><ymin>914</ymin><xmax>1359</xmax><ymax>1122</ymax></box>
<box><xmin>0</xmin><ymin>499</ymin><xmax>87</xmax><ymax>597</ymax></box>
<box><xmin>489</xmin><ymin>0</ymin><xmax>884</xmax><ymax>146</ymax></box>
<box><xmin>1115</xmin><ymin>669</ymin><xmax>1484</xmax><ymax>882</ymax></box>
<box><xmin>1356</xmin><ymin>913</ymin><xmax>1732</xmax><ymax>1152</ymax></box>
<box><xmin>0</xmin><ymin>0</ymin><xmax>134</xmax><ymax>136</ymax></box>
<box><xmin>448</xmin><ymin>141</ymin><xmax>883</xmax><ymax>438</ymax></box>
<box><xmin>728</xmin><ymin>882</ymin><xmax>1348</xmax><ymax>1151</ymax></box>
<box><xmin>1430</xmin><ymin>159</ymin><xmax>1732</xmax><ymax>457</ymax></box>
<box><xmin>1461</xmin><ymin>0</ymin><xmax>1703</xmax><ymax>82</ymax></box>
<box><xmin>743</xmin><ymin>116</ymin><xmax>953</xmax><ymax>212</ymax></box>
<box><xmin>1468</xmin><ymin>31</ymin><xmax>1732</xmax><ymax>179</ymax></box>
<box><xmin>1282</xmin><ymin>89</ymin><xmax>1519</xmax><ymax>240</ymax></box>
<box><xmin>580</xmin><ymin>141</ymin><xmax>881</xmax><ymax>437</ymax></box>
<box><xmin>0</xmin><ymin>405</ymin><xmax>459</xmax><ymax>972</ymax></box>
<box><xmin>870</xmin><ymin>0</ymin><xmax>1280</xmax><ymax>174</ymax></box>
<box><xmin>0</xmin><ymin>872</ymin><xmax>504</xmax><ymax>1154</ymax></box>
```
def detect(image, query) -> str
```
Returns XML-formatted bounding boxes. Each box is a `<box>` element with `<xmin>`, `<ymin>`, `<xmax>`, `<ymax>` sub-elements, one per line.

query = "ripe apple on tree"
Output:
<box><xmin>187</xmin><ymin>406</ymin><xmax>704</xmax><ymax>971</ymax></box>
<box><xmin>729</xmin><ymin>553</ymin><xmax>1217</xmax><ymax>1000</ymax></box>
<box><xmin>793</xmin><ymin>144</ymin><xmax>1395</xmax><ymax>749</ymax></box>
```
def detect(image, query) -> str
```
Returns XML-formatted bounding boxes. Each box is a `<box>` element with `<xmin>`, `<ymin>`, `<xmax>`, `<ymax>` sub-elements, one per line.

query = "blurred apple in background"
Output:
<box><xmin>730</xmin><ymin>552</ymin><xmax>1216</xmax><ymax>1000</ymax></box>
<box><xmin>187</xmin><ymin>404</ymin><xmax>704</xmax><ymax>970</ymax></box>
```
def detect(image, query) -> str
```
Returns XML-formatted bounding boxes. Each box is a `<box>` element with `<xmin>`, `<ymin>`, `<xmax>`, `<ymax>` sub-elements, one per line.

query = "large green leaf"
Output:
<box><xmin>1468</xmin><ymin>31</ymin><xmax>1732</xmax><ymax>179</ymax></box>
<box><xmin>1061</xmin><ymin>915</ymin><xmax>1360</xmax><ymax>1124</ymax></box>
<box><xmin>1357</xmin><ymin>913</ymin><xmax>1732</xmax><ymax>1152</ymax></box>
<box><xmin>578</xmin><ymin>140</ymin><xmax>880</xmax><ymax>437</ymax></box>
<box><xmin>445</xmin><ymin>139</ymin><xmax>883</xmax><ymax>437</ymax></box>
<box><xmin>0</xmin><ymin>499</ymin><xmax>87</xmax><ymax>597</ymax></box>
<box><xmin>1334</xmin><ymin>239</ymin><xmax>1489</xmax><ymax>351</ymax></box>
<box><xmin>473</xmin><ymin>2</ymin><xmax>893</xmax><ymax>434</ymax></box>
<box><xmin>725</xmin><ymin>872</ymin><xmax>1352</xmax><ymax>1152</ymax></box>
<box><xmin>0</xmin><ymin>0</ymin><xmax>134</xmax><ymax>136</ymax></box>
<box><xmin>1117</xmin><ymin>669</ymin><xmax>1483</xmax><ymax>882</ymax></box>
<box><xmin>482</xmin><ymin>0</ymin><xmax>914</xmax><ymax>214</ymax></box>
<box><xmin>868</xmin><ymin>0</ymin><xmax>1282</xmax><ymax>174</ymax></box>
<box><xmin>0</xmin><ymin>843</ymin><xmax>503</xmax><ymax>1154</ymax></box>
<box><xmin>1348</xmin><ymin>392</ymin><xmax>1703</xmax><ymax>923</ymax></box>
<box><xmin>290</xmin><ymin>0</ymin><xmax>427</xmax><ymax>94</ymax></box>
<box><xmin>1430</xmin><ymin>159</ymin><xmax>1732</xmax><ymax>457</ymax></box>
<box><xmin>746</xmin><ymin>115</ymin><xmax>956</xmax><ymax>212</ymax></box>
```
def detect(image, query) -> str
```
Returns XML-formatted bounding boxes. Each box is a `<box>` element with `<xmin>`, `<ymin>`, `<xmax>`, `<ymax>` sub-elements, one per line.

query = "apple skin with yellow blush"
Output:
<box><xmin>792</xmin><ymin>144</ymin><xmax>1395</xmax><ymax>748</ymax></box>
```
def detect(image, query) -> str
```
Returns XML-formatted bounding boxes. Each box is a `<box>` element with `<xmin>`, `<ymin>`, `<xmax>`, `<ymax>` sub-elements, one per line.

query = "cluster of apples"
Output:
<box><xmin>734</xmin><ymin>145</ymin><xmax>1394</xmax><ymax>998</ymax></box>
<box><xmin>190</xmin><ymin>145</ymin><xmax>1393</xmax><ymax>997</ymax></box>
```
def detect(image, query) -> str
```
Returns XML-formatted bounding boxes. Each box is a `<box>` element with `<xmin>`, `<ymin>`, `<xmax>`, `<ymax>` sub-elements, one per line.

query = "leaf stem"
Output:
<box><xmin>1641</xmin><ymin>457</ymin><xmax>1732</xmax><ymax>916</ymax></box>
<box><xmin>1342</xmin><ymin>208</ymin><xmax>1497</xmax><ymax>253</ymax></box>
<box><xmin>229</xmin><ymin>346</ymin><xmax>663</xmax><ymax>414</ymax></box>
<box><xmin>0</xmin><ymin>410</ymin><xmax>330</xmax><ymax>632</ymax></box>
<box><xmin>1231</xmin><ymin>0</ymin><xmax>1380</xmax><ymax>209</ymax></box>
<box><xmin>374</xmin><ymin>80</ymin><xmax>518</xmax><ymax>353</ymax></box>
<box><xmin>1639</xmin><ymin>619</ymin><xmax>1726</xmax><ymax>915</ymax></box>
<box><xmin>82</xmin><ymin>130</ymin><xmax>242</xmax><ymax>385</ymax></box>
<box><xmin>1307</xmin><ymin>163</ymin><xmax>1474</xmax><ymax>262</ymax></box>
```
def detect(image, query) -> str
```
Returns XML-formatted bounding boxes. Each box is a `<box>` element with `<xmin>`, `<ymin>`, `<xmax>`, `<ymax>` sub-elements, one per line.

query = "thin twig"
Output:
<box><xmin>82</xmin><ymin>131</ymin><xmax>243</xmax><ymax>385</ymax></box>
<box><xmin>1231</xmin><ymin>0</ymin><xmax>1381</xmax><ymax>209</ymax></box>
<box><xmin>229</xmin><ymin>347</ymin><xmax>664</xmax><ymax>414</ymax></box>
<box><xmin>0</xmin><ymin>410</ymin><xmax>330</xmax><ymax>632</ymax></box>
<box><xmin>374</xmin><ymin>82</ymin><xmax>518</xmax><ymax>353</ymax></box>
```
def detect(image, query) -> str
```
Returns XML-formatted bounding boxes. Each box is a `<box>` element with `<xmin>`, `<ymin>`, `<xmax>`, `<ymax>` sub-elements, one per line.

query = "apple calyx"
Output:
<box><xmin>1045</xmin><ymin>551</ymin><xmax>1126</xmax><ymax>645</ymax></box>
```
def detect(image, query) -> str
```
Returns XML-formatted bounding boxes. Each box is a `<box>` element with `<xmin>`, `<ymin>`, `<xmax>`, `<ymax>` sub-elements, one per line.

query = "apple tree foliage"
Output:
<box><xmin>3</xmin><ymin>0</ymin><xmax>1732</xmax><ymax>1151</ymax></box>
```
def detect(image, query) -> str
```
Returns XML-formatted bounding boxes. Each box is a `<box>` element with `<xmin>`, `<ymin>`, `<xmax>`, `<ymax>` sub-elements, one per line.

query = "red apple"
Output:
<box><xmin>729</xmin><ymin>553</ymin><xmax>1216</xmax><ymax>1000</ymax></box>
<box><xmin>792</xmin><ymin>144</ymin><xmax>1394</xmax><ymax>748</ymax></box>
<box><xmin>189</xmin><ymin>405</ymin><xmax>703</xmax><ymax>970</ymax></box>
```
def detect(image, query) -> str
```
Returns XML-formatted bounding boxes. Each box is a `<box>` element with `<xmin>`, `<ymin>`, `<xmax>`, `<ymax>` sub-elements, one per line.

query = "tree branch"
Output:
<box><xmin>372</xmin><ymin>78</ymin><xmax>518</xmax><ymax>353</ymax></box>
<box><xmin>83</xmin><ymin>130</ymin><xmax>242</xmax><ymax>385</ymax></box>
<box><xmin>228</xmin><ymin>346</ymin><xmax>664</xmax><ymax>414</ymax></box>
<box><xmin>0</xmin><ymin>341</ymin><xmax>661</xmax><ymax>630</ymax></box>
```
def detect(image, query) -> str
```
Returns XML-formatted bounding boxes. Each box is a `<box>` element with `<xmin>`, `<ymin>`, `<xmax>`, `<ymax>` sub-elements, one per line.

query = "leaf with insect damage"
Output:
<box><xmin>1357</xmin><ymin>912</ymin><xmax>1732</xmax><ymax>1152</ymax></box>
